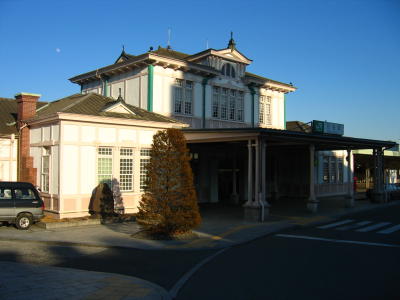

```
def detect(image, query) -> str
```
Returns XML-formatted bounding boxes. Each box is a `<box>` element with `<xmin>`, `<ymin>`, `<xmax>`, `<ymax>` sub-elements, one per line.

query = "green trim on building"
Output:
<box><xmin>147</xmin><ymin>65</ymin><xmax>154</xmax><ymax>112</ymax></box>
<box><xmin>103</xmin><ymin>77</ymin><xmax>109</xmax><ymax>97</ymax></box>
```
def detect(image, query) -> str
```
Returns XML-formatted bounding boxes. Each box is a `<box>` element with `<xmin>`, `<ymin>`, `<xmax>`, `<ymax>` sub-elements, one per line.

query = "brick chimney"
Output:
<box><xmin>15</xmin><ymin>92</ymin><xmax>41</xmax><ymax>185</ymax></box>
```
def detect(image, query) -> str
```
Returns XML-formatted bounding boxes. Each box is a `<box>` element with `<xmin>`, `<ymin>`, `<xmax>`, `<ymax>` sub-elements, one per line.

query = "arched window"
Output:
<box><xmin>221</xmin><ymin>63</ymin><xmax>236</xmax><ymax>78</ymax></box>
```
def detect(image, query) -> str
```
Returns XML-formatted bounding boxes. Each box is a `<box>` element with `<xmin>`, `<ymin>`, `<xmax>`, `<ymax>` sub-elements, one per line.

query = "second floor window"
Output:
<box><xmin>259</xmin><ymin>96</ymin><xmax>272</xmax><ymax>126</ymax></box>
<box><xmin>212</xmin><ymin>87</ymin><xmax>244</xmax><ymax>122</ymax></box>
<box><xmin>174</xmin><ymin>79</ymin><xmax>193</xmax><ymax>115</ymax></box>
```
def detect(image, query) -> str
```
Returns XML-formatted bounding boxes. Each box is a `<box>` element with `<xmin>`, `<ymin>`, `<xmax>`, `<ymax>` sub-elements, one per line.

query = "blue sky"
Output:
<box><xmin>1</xmin><ymin>0</ymin><xmax>399</xmax><ymax>141</ymax></box>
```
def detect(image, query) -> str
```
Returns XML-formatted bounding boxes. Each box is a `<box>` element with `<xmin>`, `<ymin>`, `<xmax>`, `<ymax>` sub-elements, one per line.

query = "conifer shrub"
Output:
<box><xmin>136</xmin><ymin>128</ymin><xmax>201</xmax><ymax>237</ymax></box>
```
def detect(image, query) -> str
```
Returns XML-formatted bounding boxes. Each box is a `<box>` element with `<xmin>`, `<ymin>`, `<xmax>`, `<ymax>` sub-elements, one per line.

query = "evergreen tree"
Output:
<box><xmin>137</xmin><ymin>128</ymin><xmax>201</xmax><ymax>236</ymax></box>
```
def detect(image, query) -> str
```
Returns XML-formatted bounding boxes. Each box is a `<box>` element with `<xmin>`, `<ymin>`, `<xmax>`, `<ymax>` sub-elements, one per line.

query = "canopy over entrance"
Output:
<box><xmin>184</xmin><ymin>128</ymin><xmax>397</xmax><ymax>222</ymax></box>
<box><xmin>183</xmin><ymin>128</ymin><xmax>396</xmax><ymax>150</ymax></box>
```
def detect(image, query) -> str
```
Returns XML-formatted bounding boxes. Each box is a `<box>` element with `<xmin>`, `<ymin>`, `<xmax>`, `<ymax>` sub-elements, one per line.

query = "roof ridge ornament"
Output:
<box><xmin>117</xmin><ymin>88</ymin><xmax>124</xmax><ymax>102</ymax></box>
<box><xmin>228</xmin><ymin>31</ymin><xmax>236</xmax><ymax>51</ymax></box>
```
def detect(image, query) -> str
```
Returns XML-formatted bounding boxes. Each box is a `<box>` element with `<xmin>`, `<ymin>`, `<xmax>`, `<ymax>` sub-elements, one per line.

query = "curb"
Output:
<box><xmin>37</xmin><ymin>219</ymin><xmax>101</xmax><ymax>229</ymax></box>
<box><xmin>1</xmin><ymin>200</ymin><xmax>399</xmax><ymax>252</ymax></box>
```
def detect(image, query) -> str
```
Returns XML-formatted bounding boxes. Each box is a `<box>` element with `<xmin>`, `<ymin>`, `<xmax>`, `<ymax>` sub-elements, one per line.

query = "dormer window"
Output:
<box><xmin>221</xmin><ymin>63</ymin><xmax>236</xmax><ymax>78</ymax></box>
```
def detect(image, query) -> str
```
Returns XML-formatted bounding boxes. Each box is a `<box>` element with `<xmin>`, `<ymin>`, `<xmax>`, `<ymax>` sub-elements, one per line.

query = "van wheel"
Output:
<box><xmin>16</xmin><ymin>214</ymin><xmax>32</xmax><ymax>230</ymax></box>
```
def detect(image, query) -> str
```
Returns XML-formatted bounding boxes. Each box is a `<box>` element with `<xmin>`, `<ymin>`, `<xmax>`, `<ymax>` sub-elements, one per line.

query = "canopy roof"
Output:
<box><xmin>183</xmin><ymin>128</ymin><xmax>397</xmax><ymax>151</ymax></box>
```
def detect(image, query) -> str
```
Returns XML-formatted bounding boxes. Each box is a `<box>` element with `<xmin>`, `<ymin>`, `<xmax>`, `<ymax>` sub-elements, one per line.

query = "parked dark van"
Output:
<box><xmin>0</xmin><ymin>182</ymin><xmax>44</xmax><ymax>229</ymax></box>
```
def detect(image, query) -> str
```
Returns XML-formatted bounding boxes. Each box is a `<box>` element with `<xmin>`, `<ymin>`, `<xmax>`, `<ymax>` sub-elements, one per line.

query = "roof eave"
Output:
<box><xmin>69</xmin><ymin>52</ymin><xmax>219</xmax><ymax>85</ymax></box>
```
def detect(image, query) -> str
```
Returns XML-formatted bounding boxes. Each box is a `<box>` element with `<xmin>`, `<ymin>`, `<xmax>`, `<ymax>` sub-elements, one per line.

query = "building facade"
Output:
<box><xmin>0</xmin><ymin>37</ymin><xmax>396</xmax><ymax>220</ymax></box>
<box><xmin>70</xmin><ymin>37</ymin><xmax>295</xmax><ymax>131</ymax></box>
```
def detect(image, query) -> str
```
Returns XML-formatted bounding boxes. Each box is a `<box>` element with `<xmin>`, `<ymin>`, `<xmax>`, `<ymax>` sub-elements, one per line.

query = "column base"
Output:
<box><xmin>243</xmin><ymin>201</ymin><xmax>270</xmax><ymax>222</ymax></box>
<box><xmin>230</xmin><ymin>193</ymin><xmax>239</xmax><ymax>205</ymax></box>
<box><xmin>345</xmin><ymin>195</ymin><xmax>355</xmax><ymax>208</ymax></box>
<box><xmin>307</xmin><ymin>200</ymin><xmax>319</xmax><ymax>213</ymax></box>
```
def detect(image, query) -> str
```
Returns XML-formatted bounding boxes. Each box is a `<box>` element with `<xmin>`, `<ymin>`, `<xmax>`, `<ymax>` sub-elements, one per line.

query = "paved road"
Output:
<box><xmin>177</xmin><ymin>205</ymin><xmax>400</xmax><ymax>300</ymax></box>
<box><xmin>1</xmin><ymin>204</ymin><xmax>399</xmax><ymax>299</ymax></box>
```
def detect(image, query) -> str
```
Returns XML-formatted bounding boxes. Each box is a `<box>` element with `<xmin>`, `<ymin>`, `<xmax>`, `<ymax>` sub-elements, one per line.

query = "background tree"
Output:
<box><xmin>137</xmin><ymin>128</ymin><xmax>201</xmax><ymax>236</ymax></box>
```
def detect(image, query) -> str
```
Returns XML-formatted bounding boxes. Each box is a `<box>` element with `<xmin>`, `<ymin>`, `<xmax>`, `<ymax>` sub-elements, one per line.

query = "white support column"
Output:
<box><xmin>246</xmin><ymin>139</ymin><xmax>253</xmax><ymax>206</ymax></box>
<box><xmin>244</xmin><ymin>138</ymin><xmax>268</xmax><ymax>222</ymax></box>
<box><xmin>261</xmin><ymin>139</ymin><xmax>267</xmax><ymax>204</ymax></box>
<box><xmin>255</xmin><ymin>138</ymin><xmax>260</xmax><ymax>203</ymax></box>
<box><xmin>345</xmin><ymin>148</ymin><xmax>355</xmax><ymax>207</ymax></box>
<box><xmin>230</xmin><ymin>146</ymin><xmax>239</xmax><ymax>204</ymax></box>
<box><xmin>307</xmin><ymin>144</ymin><xmax>319</xmax><ymax>213</ymax></box>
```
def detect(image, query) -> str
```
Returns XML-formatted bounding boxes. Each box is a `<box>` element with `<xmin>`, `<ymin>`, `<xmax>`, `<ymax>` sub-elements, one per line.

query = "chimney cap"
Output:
<box><xmin>15</xmin><ymin>92</ymin><xmax>41</xmax><ymax>98</ymax></box>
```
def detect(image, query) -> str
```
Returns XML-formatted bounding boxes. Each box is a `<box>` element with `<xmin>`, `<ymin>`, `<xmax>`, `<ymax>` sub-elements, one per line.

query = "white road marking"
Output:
<box><xmin>336</xmin><ymin>221</ymin><xmax>372</xmax><ymax>231</ymax></box>
<box><xmin>275</xmin><ymin>234</ymin><xmax>400</xmax><ymax>248</ymax></box>
<box><xmin>317</xmin><ymin>219</ymin><xmax>354</xmax><ymax>229</ymax></box>
<box><xmin>377</xmin><ymin>224</ymin><xmax>400</xmax><ymax>234</ymax></box>
<box><xmin>356</xmin><ymin>222</ymin><xmax>391</xmax><ymax>233</ymax></box>
<box><xmin>169</xmin><ymin>247</ymin><xmax>228</xmax><ymax>298</ymax></box>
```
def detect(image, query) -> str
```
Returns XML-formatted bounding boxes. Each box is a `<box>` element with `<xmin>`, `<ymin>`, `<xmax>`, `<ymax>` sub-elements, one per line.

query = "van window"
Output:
<box><xmin>14</xmin><ymin>188</ymin><xmax>36</xmax><ymax>200</ymax></box>
<box><xmin>0</xmin><ymin>189</ymin><xmax>12</xmax><ymax>200</ymax></box>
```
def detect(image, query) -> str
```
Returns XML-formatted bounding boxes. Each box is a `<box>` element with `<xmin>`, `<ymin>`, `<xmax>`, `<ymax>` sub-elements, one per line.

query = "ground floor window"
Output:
<box><xmin>140</xmin><ymin>149</ymin><xmax>151</xmax><ymax>191</ymax></box>
<box><xmin>119</xmin><ymin>148</ymin><xmax>133</xmax><ymax>192</ymax></box>
<box><xmin>97</xmin><ymin>146</ymin><xmax>149</xmax><ymax>192</ymax></box>
<box><xmin>41</xmin><ymin>147</ymin><xmax>51</xmax><ymax>192</ymax></box>
<box><xmin>323</xmin><ymin>156</ymin><xmax>344</xmax><ymax>184</ymax></box>
<box><xmin>97</xmin><ymin>147</ymin><xmax>113</xmax><ymax>187</ymax></box>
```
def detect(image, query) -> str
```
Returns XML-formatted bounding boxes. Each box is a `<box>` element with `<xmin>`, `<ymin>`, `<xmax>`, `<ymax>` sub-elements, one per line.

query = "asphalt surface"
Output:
<box><xmin>1</xmin><ymin>203</ymin><xmax>399</xmax><ymax>299</ymax></box>
<box><xmin>176</xmin><ymin>205</ymin><xmax>400</xmax><ymax>300</ymax></box>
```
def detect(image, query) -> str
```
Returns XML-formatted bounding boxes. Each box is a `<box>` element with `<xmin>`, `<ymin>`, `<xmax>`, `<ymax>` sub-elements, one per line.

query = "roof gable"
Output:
<box><xmin>114</xmin><ymin>49</ymin><xmax>136</xmax><ymax>64</ymax></box>
<box><xmin>102</xmin><ymin>101</ymin><xmax>135</xmax><ymax>115</ymax></box>
<box><xmin>187</xmin><ymin>48</ymin><xmax>252</xmax><ymax>65</ymax></box>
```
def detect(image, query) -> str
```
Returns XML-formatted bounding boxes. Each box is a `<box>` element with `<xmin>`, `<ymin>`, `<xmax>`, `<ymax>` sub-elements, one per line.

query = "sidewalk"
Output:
<box><xmin>0</xmin><ymin>261</ymin><xmax>171</xmax><ymax>300</ymax></box>
<box><xmin>0</xmin><ymin>199</ymin><xmax>399</xmax><ymax>251</ymax></box>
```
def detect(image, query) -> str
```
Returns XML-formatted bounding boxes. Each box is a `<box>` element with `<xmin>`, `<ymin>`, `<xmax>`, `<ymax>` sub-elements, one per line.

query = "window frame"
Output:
<box><xmin>212</xmin><ymin>86</ymin><xmax>244</xmax><ymax>122</ymax></box>
<box><xmin>140</xmin><ymin>149</ymin><xmax>151</xmax><ymax>191</ymax></box>
<box><xmin>97</xmin><ymin>147</ymin><xmax>113</xmax><ymax>188</ymax></box>
<box><xmin>119</xmin><ymin>148</ymin><xmax>134</xmax><ymax>192</ymax></box>
<box><xmin>41</xmin><ymin>147</ymin><xmax>51</xmax><ymax>193</ymax></box>
<box><xmin>259</xmin><ymin>95</ymin><xmax>272</xmax><ymax>126</ymax></box>
<box><xmin>322</xmin><ymin>155</ymin><xmax>344</xmax><ymax>184</ymax></box>
<box><xmin>221</xmin><ymin>63</ymin><xmax>236</xmax><ymax>78</ymax></box>
<box><xmin>174</xmin><ymin>79</ymin><xmax>194</xmax><ymax>116</ymax></box>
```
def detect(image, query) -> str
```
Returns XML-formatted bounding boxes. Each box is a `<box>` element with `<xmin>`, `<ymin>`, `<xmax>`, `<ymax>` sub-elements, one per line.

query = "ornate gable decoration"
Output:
<box><xmin>102</xmin><ymin>102</ymin><xmax>136</xmax><ymax>115</ymax></box>
<box><xmin>211</xmin><ymin>48</ymin><xmax>252</xmax><ymax>65</ymax></box>
<box><xmin>187</xmin><ymin>48</ymin><xmax>252</xmax><ymax>65</ymax></box>
<box><xmin>187</xmin><ymin>33</ymin><xmax>252</xmax><ymax>65</ymax></box>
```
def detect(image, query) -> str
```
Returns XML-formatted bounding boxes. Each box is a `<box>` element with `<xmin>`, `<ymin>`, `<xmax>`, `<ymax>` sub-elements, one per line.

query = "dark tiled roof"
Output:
<box><xmin>151</xmin><ymin>47</ymin><xmax>190</xmax><ymax>60</ymax></box>
<box><xmin>286</xmin><ymin>121</ymin><xmax>312</xmax><ymax>133</ymax></box>
<box><xmin>114</xmin><ymin>50</ymin><xmax>136</xmax><ymax>64</ymax></box>
<box><xmin>0</xmin><ymin>98</ymin><xmax>47</xmax><ymax>136</ymax></box>
<box><xmin>245</xmin><ymin>72</ymin><xmax>295</xmax><ymax>88</ymax></box>
<box><xmin>36</xmin><ymin>93</ymin><xmax>181</xmax><ymax>124</ymax></box>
